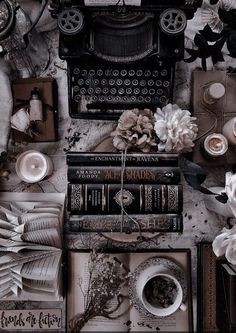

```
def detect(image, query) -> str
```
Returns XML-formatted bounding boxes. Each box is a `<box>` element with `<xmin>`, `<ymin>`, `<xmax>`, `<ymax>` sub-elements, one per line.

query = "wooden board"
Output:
<box><xmin>192</xmin><ymin>70</ymin><xmax>236</xmax><ymax>166</ymax></box>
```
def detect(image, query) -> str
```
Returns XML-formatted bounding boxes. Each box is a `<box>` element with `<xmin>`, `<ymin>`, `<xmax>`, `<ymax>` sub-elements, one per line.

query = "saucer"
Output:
<box><xmin>129</xmin><ymin>257</ymin><xmax>187</xmax><ymax>318</ymax></box>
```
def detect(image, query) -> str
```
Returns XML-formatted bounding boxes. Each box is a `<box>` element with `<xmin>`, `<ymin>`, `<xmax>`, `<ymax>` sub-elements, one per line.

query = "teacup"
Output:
<box><xmin>222</xmin><ymin>117</ymin><xmax>236</xmax><ymax>146</ymax></box>
<box><xmin>139</xmin><ymin>273</ymin><xmax>187</xmax><ymax>317</ymax></box>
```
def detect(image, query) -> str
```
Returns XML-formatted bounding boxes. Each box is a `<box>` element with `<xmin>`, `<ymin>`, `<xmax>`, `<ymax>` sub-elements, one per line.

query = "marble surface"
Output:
<box><xmin>1</xmin><ymin>2</ymin><xmax>236</xmax><ymax>330</ymax></box>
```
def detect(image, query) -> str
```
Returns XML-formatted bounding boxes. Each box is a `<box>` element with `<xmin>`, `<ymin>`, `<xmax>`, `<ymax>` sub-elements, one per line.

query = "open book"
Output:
<box><xmin>67</xmin><ymin>250</ymin><xmax>193</xmax><ymax>332</ymax></box>
<box><xmin>0</xmin><ymin>192</ymin><xmax>65</xmax><ymax>301</ymax></box>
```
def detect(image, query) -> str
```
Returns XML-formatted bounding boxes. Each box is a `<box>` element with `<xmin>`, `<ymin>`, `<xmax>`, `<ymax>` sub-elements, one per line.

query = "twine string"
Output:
<box><xmin>120</xmin><ymin>149</ymin><xmax>142</xmax><ymax>237</ymax></box>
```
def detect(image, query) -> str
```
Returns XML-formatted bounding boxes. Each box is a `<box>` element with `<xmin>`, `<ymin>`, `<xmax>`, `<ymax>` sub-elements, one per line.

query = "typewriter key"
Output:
<box><xmin>87</xmin><ymin>88</ymin><xmax>94</xmax><ymax>95</ymax></box>
<box><xmin>153</xmin><ymin>70</ymin><xmax>159</xmax><ymax>77</ymax></box>
<box><xmin>105</xmin><ymin>69</ymin><xmax>111</xmax><ymax>76</ymax></box>
<box><xmin>118</xmin><ymin>88</ymin><xmax>125</xmax><ymax>95</ymax></box>
<box><xmin>89</xmin><ymin>69</ymin><xmax>95</xmax><ymax>76</ymax></box>
<box><xmin>81</xmin><ymin>69</ymin><xmax>87</xmax><ymax>76</ymax></box>
<box><xmin>102</xmin><ymin>88</ymin><xmax>109</xmax><ymax>94</ymax></box>
<box><xmin>161</xmin><ymin>69</ymin><xmax>168</xmax><ymax>76</ymax></box>
<box><xmin>101</xmin><ymin>79</ymin><xmax>107</xmax><ymax>86</ymax></box>
<box><xmin>77</xmin><ymin>79</ymin><xmax>84</xmax><ymax>85</ymax></box>
<box><xmin>80</xmin><ymin>88</ymin><xmax>86</xmax><ymax>94</ymax></box>
<box><xmin>129</xmin><ymin>70</ymin><xmax>135</xmax><ymax>76</ymax></box>
<box><xmin>140</xmin><ymin>80</ymin><xmax>146</xmax><ymax>87</ymax></box>
<box><xmin>74</xmin><ymin>95</ymin><xmax>81</xmax><ymax>102</ymax></box>
<box><xmin>160</xmin><ymin>96</ymin><xmax>168</xmax><ymax>104</ymax></box>
<box><xmin>73</xmin><ymin>68</ymin><xmax>80</xmax><ymax>75</ymax></box>
<box><xmin>95</xmin><ymin>87</ymin><xmax>101</xmax><ymax>94</ymax></box>
<box><xmin>124</xmin><ymin>79</ymin><xmax>131</xmax><ymax>86</ymax></box>
<box><xmin>148</xmin><ymin>80</ymin><xmax>154</xmax><ymax>86</ymax></box>
<box><xmin>109</xmin><ymin>79</ymin><xmax>115</xmax><ymax>86</ymax></box>
<box><xmin>110</xmin><ymin>88</ymin><xmax>117</xmax><ymax>95</ymax></box>
<box><xmin>144</xmin><ymin>70</ymin><xmax>151</xmax><ymax>77</ymax></box>
<box><xmin>121</xmin><ymin>70</ymin><xmax>127</xmax><ymax>76</ymax></box>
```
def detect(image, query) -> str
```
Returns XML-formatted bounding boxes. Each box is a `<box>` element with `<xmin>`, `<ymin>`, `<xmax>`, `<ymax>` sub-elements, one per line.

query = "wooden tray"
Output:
<box><xmin>192</xmin><ymin>70</ymin><xmax>236</xmax><ymax>166</ymax></box>
<box><xmin>12</xmin><ymin>78</ymin><xmax>58</xmax><ymax>142</ymax></box>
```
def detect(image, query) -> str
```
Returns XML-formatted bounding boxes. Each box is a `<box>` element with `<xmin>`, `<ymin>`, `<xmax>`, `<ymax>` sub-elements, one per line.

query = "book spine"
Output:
<box><xmin>67</xmin><ymin>166</ymin><xmax>181</xmax><ymax>184</ymax></box>
<box><xmin>67</xmin><ymin>183</ymin><xmax>183</xmax><ymax>214</ymax></box>
<box><xmin>66</xmin><ymin>152</ymin><xmax>179</xmax><ymax>167</ymax></box>
<box><xmin>69</xmin><ymin>214</ymin><xmax>183</xmax><ymax>233</ymax></box>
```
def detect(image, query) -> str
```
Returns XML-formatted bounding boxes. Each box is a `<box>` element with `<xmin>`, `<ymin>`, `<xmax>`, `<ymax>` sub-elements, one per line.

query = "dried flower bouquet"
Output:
<box><xmin>69</xmin><ymin>252</ymin><xmax>131</xmax><ymax>332</ymax></box>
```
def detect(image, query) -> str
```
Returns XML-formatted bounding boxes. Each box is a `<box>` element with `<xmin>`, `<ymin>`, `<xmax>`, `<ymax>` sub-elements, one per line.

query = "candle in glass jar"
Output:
<box><xmin>15</xmin><ymin>150</ymin><xmax>53</xmax><ymax>183</ymax></box>
<box><xmin>202</xmin><ymin>133</ymin><xmax>228</xmax><ymax>158</ymax></box>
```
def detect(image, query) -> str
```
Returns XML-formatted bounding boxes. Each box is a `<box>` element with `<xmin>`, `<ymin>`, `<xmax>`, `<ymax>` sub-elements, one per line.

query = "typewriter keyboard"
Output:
<box><xmin>68</xmin><ymin>64</ymin><xmax>174</xmax><ymax>119</ymax></box>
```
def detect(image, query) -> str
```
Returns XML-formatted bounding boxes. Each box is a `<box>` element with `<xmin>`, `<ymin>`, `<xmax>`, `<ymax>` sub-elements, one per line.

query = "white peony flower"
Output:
<box><xmin>213</xmin><ymin>224</ymin><xmax>236</xmax><ymax>264</ymax></box>
<box><xmin>154</xmin><ymin>104</ymin><xmax>198</xmax><ymax>153</ymax></box>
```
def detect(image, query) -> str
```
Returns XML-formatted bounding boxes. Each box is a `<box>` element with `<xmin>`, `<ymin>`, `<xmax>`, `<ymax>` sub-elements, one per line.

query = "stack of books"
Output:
<box><xmin>67</xmin><ymin>152</ymin><xmax>183</xmax><ymax>234</ymax></box>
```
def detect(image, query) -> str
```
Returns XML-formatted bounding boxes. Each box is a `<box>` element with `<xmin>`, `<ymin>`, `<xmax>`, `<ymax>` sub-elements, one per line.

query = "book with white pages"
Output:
<box><xmin>0</xmin><ymin>192</ymin><xmax>65</xmax><ymax>302</ymax></box>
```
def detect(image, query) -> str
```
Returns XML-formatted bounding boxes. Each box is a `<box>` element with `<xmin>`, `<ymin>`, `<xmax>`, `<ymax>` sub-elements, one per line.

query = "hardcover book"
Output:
<box><xmin>216</xmin><ymin>262</ymin><xmax>236</xmax><ymax>332</ymax></box>
<box><xmin>67</xmin><ymin>183</ymin><xmax>183</xmax><ymax>214</ymax></box>
<box><xmin>67</xmin><ymin>166</ymin><xmax>181</xmax><ymax>184</ymax></box>
<box><xmin>69</xmin><ymin>214</ymin><xmax>183</xmax><ymax>233</ymax></box>
<box><xmin>67</xmin><ymin>249</ymin><xmax>193</xmax><ymax>332</ymax></box>
<box><xmin>66</xmin><ymin>152</ymin><xmax>179</xmax><ymax>167</ymax></box>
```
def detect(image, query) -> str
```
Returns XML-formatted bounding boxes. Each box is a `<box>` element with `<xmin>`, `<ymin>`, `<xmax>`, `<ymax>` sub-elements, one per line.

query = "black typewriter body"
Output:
<box><xmin>51</xmin><ymin>0</ymin><xmax>202</xmax><ymax>119</ymax></box>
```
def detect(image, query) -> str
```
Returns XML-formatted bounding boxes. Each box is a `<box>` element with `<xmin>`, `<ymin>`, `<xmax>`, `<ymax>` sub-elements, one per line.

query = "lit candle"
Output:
<box><xmin>16</xmin><ymin>150</ymin><xmax>53</xmax><ymax>183</ymax></box>
<box><xmin>202</xmin><ymin>133</ymin><xmax>228</xmax><ymax>158</ymax></box>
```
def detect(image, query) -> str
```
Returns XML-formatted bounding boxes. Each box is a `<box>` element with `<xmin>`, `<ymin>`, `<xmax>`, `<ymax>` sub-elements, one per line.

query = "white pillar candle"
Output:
<box><xmin>16</xmin><ymin>150</ymin><xmax>53</xmax><ymax>183</ymax></box>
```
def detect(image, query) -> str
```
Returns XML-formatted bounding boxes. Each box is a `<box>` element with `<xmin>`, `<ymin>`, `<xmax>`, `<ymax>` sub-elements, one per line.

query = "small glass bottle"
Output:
<box><xmin>203</xmin><ymin>82</ymin><xmax>225</xmax><ymax>105</ymax></box>
<box><xmin>29</xmin><ymin>87</ymin><xmax>43</xmax><ymax>121</ymax></box>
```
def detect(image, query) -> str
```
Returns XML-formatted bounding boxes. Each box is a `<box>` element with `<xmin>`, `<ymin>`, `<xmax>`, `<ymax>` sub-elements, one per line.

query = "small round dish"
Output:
<box><xmin>129</xmin><ymin>257</ymin><xmax>187</xmax><ymax>318</ymax></box>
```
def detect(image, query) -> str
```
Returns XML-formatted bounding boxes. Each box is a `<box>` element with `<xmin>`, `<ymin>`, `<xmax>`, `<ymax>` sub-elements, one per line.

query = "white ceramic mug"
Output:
<box><xmin>16</xmin><ymin>150</ymin><xmax>53</xmax><ymax>183</ymax></box>
<box><xmin>138</xmin><ymin>273</ymin><xmax>187</xmax><ymax>317</ymax></box>
<box><xmin>222</xmin><ymin>117</ymin><xmax>236</xmax><ymax>145</ymax></box>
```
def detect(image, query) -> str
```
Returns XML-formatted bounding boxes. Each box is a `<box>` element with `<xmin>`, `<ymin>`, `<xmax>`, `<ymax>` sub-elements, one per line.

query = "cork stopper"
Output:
<box><xmin>208</xmin><ymin>83</ymin><xmax>225</xmax><ymax>100</ymax></box>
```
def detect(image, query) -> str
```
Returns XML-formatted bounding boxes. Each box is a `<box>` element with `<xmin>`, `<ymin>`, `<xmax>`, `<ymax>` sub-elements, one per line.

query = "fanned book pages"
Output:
<box><xmin>0</xmin><ymin>193</ymin><xmax>65</xmax><ymax>301</ymax></box>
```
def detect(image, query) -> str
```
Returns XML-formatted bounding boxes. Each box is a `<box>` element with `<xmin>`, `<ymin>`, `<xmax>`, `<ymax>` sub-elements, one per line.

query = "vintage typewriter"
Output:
<box><xmin>50</xmin><ymin>0</ymin><xmax>202</xmax><ymax>119</ymax></box>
